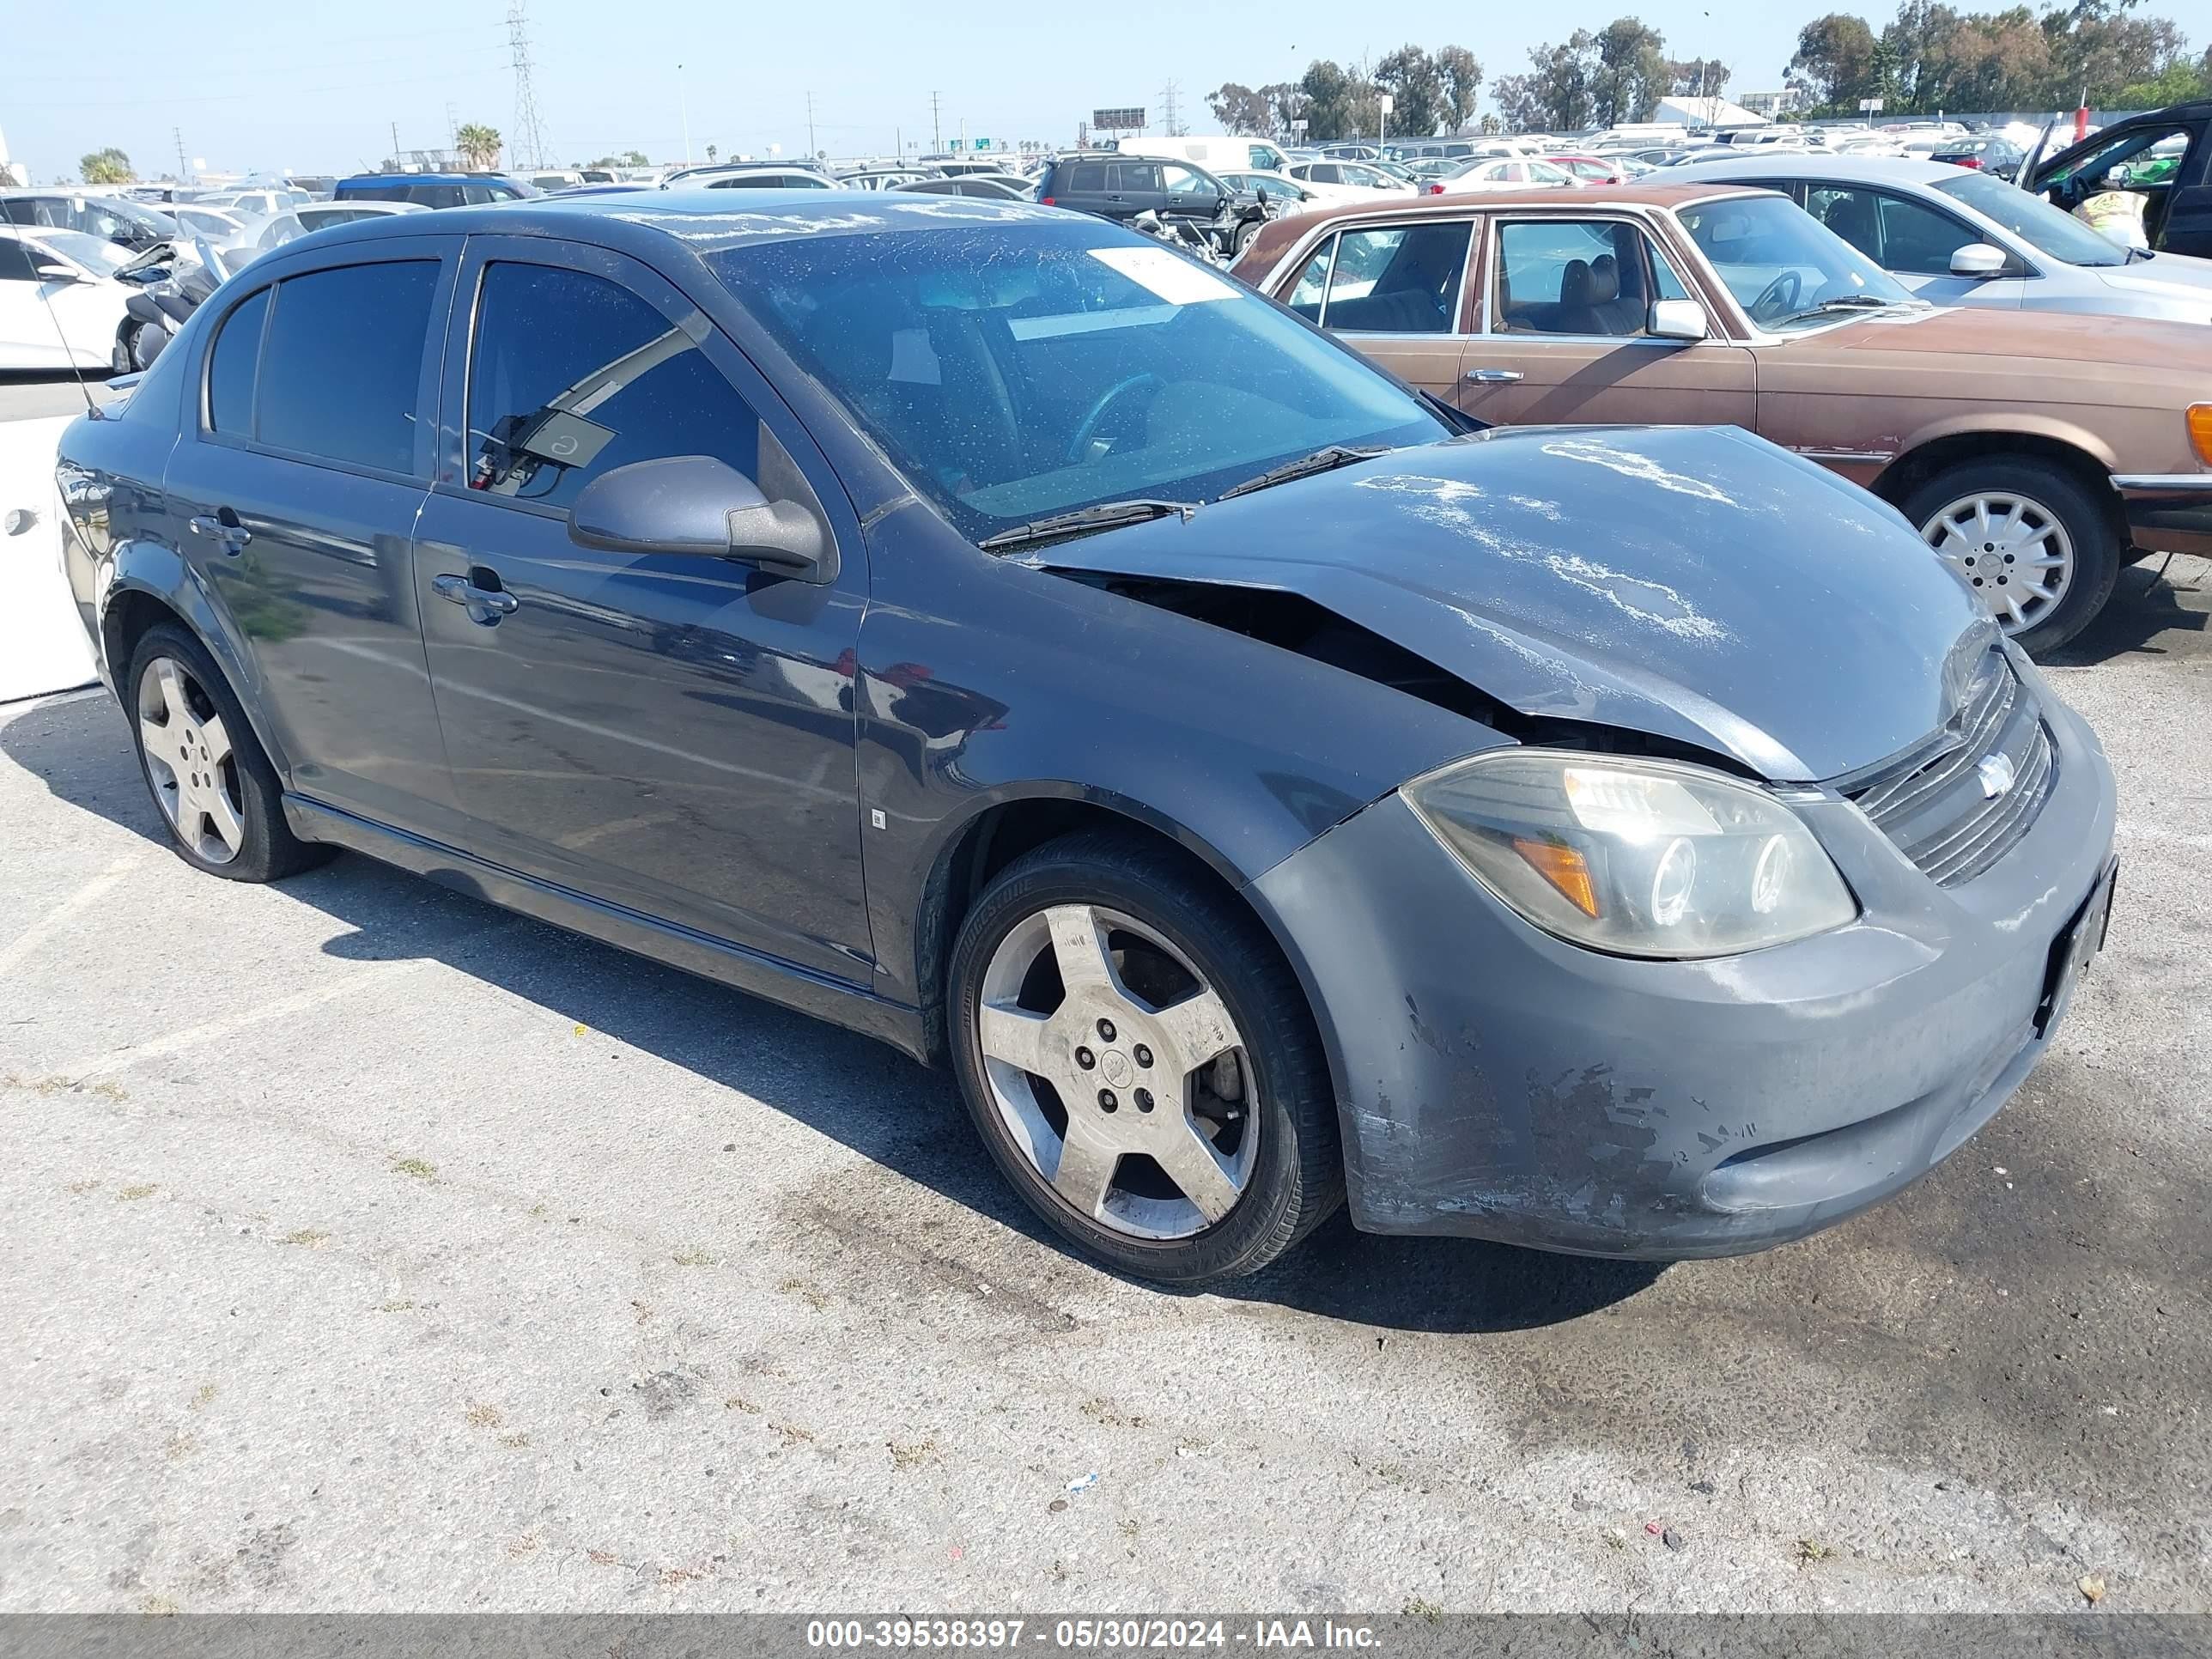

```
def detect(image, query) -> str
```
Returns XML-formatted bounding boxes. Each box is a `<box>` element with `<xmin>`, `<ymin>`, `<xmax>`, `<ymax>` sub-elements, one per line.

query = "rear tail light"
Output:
<box><xmin>1957</xmin><ymin>157</ymin><xmax>1982</xmax><ymax>168</ymax></box>
<box><xmin>1426</xmin><ymin>182</ymin><xmax>1444</xmax><ymax>194</ymax></box>
<box><xmin>1041</xmin><ymin>196</ymin><xmax>1054</xmax><ymax>204</ymax></box>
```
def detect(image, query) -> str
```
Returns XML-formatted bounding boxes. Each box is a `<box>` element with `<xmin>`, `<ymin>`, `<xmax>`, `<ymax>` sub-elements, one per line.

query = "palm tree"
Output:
<box><xmin>454</xmin><ymin>124</ymin><xmax>503</xmax><ymax>172</ymax></box>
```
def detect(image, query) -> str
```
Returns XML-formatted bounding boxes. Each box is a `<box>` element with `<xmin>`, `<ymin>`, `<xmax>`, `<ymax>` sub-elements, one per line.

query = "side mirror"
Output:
<box><xmin>568</xmin><ymin>455</ymin><xmax>836</xmax><ymax>583</ymax></box>
<box><xmin>1949</xmin><ymin>241</ymin><xmax>2008</xmax><ymax>277</ymax></box>
<box><xmin>34</xmin><ymin>263</ymin><xmax>82</xmax><ymax>283</ymax></box>
<box><xmin>1648</xmin><ymin>299</ymin><xmax>1711</xmax><ymax>342</ymax></box>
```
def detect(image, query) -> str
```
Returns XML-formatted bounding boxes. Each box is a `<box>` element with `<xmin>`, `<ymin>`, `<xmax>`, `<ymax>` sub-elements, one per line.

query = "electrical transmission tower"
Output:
<box><xmin>506</xmin><ymin>1</ymin><xmax>548</xmax><ymax>171</ymax></box>
<box><xmin>1160</xmin><ymin>79</ymin><xmax>1183</xmax><ymax>137</ymax></box>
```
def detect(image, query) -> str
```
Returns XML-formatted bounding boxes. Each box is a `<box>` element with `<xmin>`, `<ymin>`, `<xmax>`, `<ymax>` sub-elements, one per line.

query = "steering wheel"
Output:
<box><xmin>1748</xmin><ymin>269</ymin><xmax>1803</xmax><ymax>325</ymax></box>
<box><xmin>1066</xmin><ymin>373</ymin><xmax>1162</xmax><ymax>465</ymax></box>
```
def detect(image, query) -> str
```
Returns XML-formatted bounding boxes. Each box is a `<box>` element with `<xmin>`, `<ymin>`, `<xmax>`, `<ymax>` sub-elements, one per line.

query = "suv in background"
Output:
<box><xmin>1036</xmin><ymin>153</ymin><xmax>1258</xmax><ymax>251</ymax></box>
<box><xmin>331</xmin><ymin>173</ymin><xmax>541</xmax><ymax>210</ymax></box>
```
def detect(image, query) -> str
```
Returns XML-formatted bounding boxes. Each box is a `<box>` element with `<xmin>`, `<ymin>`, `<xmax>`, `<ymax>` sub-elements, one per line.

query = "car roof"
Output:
<box><xmin>1660</xmin><ymin>155</ymin><xmax>1969</xmax><ymax>187</ymax></box>
<box><xmin>1243</xmin><ymin>181</ymin><xmax>1771</xmax><ymax>262</ymax></box>
<box><xmin>336</xmin><ymin>172</ymin><xmax>523</xmax><ymax>186</ymax></box>
<box><xmin>270</xmin><ymin>190</ymin><xmax>1073</xmax><ymax>258</ymax></box>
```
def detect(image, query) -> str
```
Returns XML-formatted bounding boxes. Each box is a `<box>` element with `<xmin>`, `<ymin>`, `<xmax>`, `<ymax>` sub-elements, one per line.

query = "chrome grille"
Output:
<box><xmin>1841</xmin><ymin>651</ymin><xmax>2056</xmax><ymax>887</ymax></box>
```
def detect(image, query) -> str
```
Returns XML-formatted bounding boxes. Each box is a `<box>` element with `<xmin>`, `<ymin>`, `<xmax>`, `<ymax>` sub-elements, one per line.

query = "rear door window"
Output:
<box><xmin>1310</xmin><ymin>221</ymin><xmax>1472</xmax><ymax>333</ymax></box>
<box><xmin>1493</xmin><ymin>219</ymin><xmax>1666</xmax><ymax>337</ymax></box>
<box><xmin>255</xmin><ymin>261</ymin><xmax>439</xmax><ymax>473</ymax></box>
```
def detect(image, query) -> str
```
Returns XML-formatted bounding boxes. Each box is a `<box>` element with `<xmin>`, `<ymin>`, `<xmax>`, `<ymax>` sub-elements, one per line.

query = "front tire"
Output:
<box><xmin>1903</xmin><ymin>459</ymin><xmax>2119</xmax><ymax>656</ymax></box>
<box><xmin>125</xmin><ymin>623</ymin><xmax>329</xmax><ymax>883</ymax></box>
<box><xmin>948</xmin><ymin>832</ymin><xmax>1342</xmax><ymax>1285</ymax></box>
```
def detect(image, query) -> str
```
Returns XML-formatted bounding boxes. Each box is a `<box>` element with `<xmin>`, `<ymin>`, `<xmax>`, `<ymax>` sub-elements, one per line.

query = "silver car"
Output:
<box><xmin>1663</xmin><ymin>154</ymin><xmax>2212</xmax><ymax>323</ymax></box>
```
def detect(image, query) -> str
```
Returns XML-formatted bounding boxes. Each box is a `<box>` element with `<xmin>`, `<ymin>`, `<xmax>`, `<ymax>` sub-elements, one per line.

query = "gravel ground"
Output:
<box><xmin>0</xmin><ymin>460</ymin><xmax>2206</xmax><ymax>1612</ymax></box>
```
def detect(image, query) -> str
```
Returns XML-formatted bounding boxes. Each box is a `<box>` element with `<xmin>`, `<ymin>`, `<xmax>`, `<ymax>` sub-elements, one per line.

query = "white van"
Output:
<box><xmin>1114</xmin><ymin>135</ymin><xmax>1295</xmax><ymax>175</ymax></box>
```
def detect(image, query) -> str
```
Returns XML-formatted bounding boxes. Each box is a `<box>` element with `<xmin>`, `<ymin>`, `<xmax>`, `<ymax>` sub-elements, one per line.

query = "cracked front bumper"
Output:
<box><xmin>1247</xmin><ymin>681</ymin><xmax>2117</xmax><ymax>1258</ymax></box>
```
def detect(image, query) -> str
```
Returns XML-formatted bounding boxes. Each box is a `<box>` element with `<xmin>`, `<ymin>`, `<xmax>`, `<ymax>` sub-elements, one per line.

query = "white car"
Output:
<box><xmin>170</xmin><ymin>204</ymin><xmax>246</xmax><ymax>238</ymax></box>
<box><xmin>192</xmin><ymin>187</ymin><xmax>312</xmax><ymax>218</ymax></box>
<box><xmin>0</xmin><ymin>225</ymin><xmax>134</xmax><ymax>372</ymax></box>
<box><xmin>294</xmin><ymin>200</ymin><xmax>428</xmax><ymax>232</ymax></box>
<box><xmin>1428</xmin><ymin>156</ymin><xmax>1582</xmax><ymax>193</ymax></box>
<box><xmin>1284</xmin><ymin>159</ymin><xmax>1414</xmax><ymax>198</ymax></box>
<box><xmin>661</xmin><ymin>165</ymin><xmax>840</xmax><ymax>191</ymax></box>
<box><xmin>1662</xmin><ymin>153</ymin><xmax>2212</xmax><ymax>322</ymax></box>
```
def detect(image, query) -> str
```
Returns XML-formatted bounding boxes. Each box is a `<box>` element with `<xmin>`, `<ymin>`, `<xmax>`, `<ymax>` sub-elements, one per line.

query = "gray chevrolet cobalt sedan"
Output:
<box><xmin>52</xmin><ymin>193</ymin><xmax>2118</xmax><ymax>1284</ymax></box>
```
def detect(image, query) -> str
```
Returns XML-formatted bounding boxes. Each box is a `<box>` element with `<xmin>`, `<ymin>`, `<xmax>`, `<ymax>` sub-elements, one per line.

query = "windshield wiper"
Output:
<box><xmin>1216</xmin><ymin>445</ymin><xmax>1393</xmax><ymax>502</ymax></box>
<box><xmin>976</xmin><ymin>498</ymin><xmax>1200</xmax><ymax>552</ymax></box>
<box><xmin>1800</xmin><ymin>295</ymin><xmax>1911</xmax><ymax>313</ymax></box>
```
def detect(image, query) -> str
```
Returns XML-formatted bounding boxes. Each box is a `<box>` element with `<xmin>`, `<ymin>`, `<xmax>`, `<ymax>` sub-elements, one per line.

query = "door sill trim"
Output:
<box><xmin>283</xmin><ymin>794</ymin><xmax>927</xmax><ymax>1062</ymax></box>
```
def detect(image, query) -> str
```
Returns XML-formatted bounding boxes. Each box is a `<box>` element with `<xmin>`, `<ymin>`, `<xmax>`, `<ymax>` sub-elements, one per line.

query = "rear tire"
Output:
<box><xmin>124</xmin><ymin>623</ymin><xmax>330</xmax><ymax>883</ymax></box>
<box><xmin>1902</xmin><ymin>458</ymin><xmax>2118</xmax><ymax>657</ymax></box>
<box><xmin>948</xmin><ymin>831</ymin><xmax>1343</xmax><ymax>1285</ymax></box>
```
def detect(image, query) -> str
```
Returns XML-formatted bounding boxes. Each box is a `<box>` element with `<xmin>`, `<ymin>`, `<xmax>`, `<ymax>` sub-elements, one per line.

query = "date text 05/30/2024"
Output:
<box><xmin>805</xmin><ymin>1620</ymin><xmax>1382</xmax><ymax>1650</ymax></box>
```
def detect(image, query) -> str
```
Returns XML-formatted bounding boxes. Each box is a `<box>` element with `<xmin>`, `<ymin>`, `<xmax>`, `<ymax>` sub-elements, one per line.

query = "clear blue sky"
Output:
<box><xmin>0</xmin><ymin>0</ymin><xmax>1999</xmax><ymax>179</ymax></box>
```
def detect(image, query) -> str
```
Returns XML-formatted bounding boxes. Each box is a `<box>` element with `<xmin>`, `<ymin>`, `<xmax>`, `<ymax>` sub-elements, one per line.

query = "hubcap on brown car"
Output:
<box><xmin>1919</xmin><ymin>490</ymin><xmax>2075</xmax><ymax>634</ymax></box>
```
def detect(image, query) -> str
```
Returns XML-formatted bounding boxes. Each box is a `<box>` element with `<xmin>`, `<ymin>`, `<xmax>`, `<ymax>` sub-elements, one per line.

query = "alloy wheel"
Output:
<box><xmin>1919</xmin><ymin>490</ymin><xmax>2075</xmax><ymax>633</ymax></box>
<box><xmin>975</xmin><ymin>903</ymin><xmax>1258</xmax><ymax>1241</ymax></box>
<box><xmin>137</xmin><ymin>656</ymin><xmax>245</xmax><ymax>865</ymax></box>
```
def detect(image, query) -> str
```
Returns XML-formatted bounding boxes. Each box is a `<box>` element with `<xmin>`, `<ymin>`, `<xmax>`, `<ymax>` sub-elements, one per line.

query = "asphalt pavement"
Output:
<box><xmin>1</xmin><ymin>374</ymin><xmax>2208</xmax><ymax>1613</ymax></box>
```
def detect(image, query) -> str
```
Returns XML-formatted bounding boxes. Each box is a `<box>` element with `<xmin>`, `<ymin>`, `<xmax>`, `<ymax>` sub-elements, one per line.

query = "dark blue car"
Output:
<box><xmin>332</xmin><ymin>171</ymin><xmax>540</xmax><ymax>210</ymax></box>
<box><xmin>52</xmin><ymin>193</ymin><xmax>2117</xmax><ymax>1284</ymax></box>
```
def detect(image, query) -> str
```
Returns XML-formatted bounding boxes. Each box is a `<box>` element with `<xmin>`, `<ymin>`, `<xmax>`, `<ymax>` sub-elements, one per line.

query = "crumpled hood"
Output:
<box><xmin>1030</xmin><ymin>426</ymin><xmax>1993</xmax><ymax>782</ymax></box>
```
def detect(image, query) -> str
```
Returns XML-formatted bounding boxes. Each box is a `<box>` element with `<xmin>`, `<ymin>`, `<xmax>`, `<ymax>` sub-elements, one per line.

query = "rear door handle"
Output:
<box><xmin>188</xmin><ymin>511</ymin><xmax>252</xmax><ymax>552</ymax></box>
<box><xmin>432</xmin><ymin>571</ymin><xmax>520</xmax><ymax>622</ymax></box>
<box><xmin>1463</xmin><ymin>368</ymin><xmax>1524</xmax><ymax>384</ymax></box>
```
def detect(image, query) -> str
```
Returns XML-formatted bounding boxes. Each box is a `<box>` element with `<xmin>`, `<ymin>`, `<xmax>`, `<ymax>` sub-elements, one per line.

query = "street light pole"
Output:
<box><xmin>678</xmin><ymin>63</ymin><xmax>692</xmax><ymax>166</ymax></box>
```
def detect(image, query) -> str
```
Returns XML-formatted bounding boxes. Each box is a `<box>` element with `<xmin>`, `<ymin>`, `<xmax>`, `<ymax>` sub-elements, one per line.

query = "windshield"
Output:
<box><xmin>708</xmin><ymin>219</ymin><xmax>1443</xmax><ymax>542</ymax></box>
<box><xmin>1677</xmin><ymin>193</ymin><xmax>1918</xmax><ymax>328</ymax></box>
<box><xmin>33</xmin><ymin>229</ymin><xmax>130</xmax><ymax>276</ymax></box>
<box><xmin>1933</xmin><ymin>169</ymin><xmax>2124</xmax><ymax>267</ymax></box>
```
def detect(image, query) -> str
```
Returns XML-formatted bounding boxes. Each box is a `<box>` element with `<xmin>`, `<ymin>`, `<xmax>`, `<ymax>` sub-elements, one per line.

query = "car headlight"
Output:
<box><xmin>1404</xmin><ymin>750</ymin><xmax>1857</xmax><ymax>959</ymax></box>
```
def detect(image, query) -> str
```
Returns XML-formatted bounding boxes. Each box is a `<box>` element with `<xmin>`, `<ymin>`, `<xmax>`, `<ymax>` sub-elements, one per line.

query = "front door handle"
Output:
<box><xmin>1463</xmin><ymin>368</ymin><xmax>1524</xmax><ymax>384</ymax></box>
<box><xmin>432</xmin><ymin>570</ymin><xmax>520</xmax><ymax>623</ymax></box>
<box><xmin>187</xmin><ymin>510</ymin><xmax>252</xmax><ymax>553</ymax></box>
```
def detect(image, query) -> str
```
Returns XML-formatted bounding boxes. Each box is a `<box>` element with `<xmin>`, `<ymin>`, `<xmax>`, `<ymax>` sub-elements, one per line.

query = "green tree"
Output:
<box><xmin>1374</xmin><ymin>45</ymin><xmax>1446</xmax><ymax>138</ymax></box>
<box><xmin>1206</xmin><ymin>82</ymin><xmax>1277</xmax><ymax>136</ymax></box>
<box><xmin>623</xmin><ymin>149</ymin><xmax>650</xmax><ymax>167</ymax></box>
<box><xmin>1494</xmin><ymin>33</ymin><xmax>1595</xmax><ymax>131</ymax></box>
<box><xmin>1788</xmin><ymin>13</ymin><xmax>1881</xmax><ymax>109</ymax></box>
<box><xmin>1263</xmin><ymin>82</ymin><xmax>1306</xmax><ymax>136</ymax></box>
<box><xmin>1436</xmin><ymin>46</ymin><xmax>1484</xmax><ymax>133</ymax></box>
<box><xmin>1590</xmin><ymin>16</ymin><xmax>1671</xmax><ymax>124</ymax></box>
<box><xmin>1297</xmin><ymin>58</ymin><xmax>1378</xmax><ymax>141</ymax></box>
<box><xmin>79</xmin><ymin>147</ymin><xmax>133</xmax><ymax>185</ymax></box>
<box><xmin>454</xmin><ymin>123</ymin><xmax>502</xmax><ymax>170</ymax></box>
<box><xmin>1665</xmin><ymin>56</ymin><xmax>1730</xmax><ymax>97</ymax></box>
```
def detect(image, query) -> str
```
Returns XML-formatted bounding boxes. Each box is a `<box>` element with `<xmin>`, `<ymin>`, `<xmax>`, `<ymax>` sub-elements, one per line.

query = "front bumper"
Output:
<box><xmin>1247</xmin><ymin>677</ymin><xmax>2118</xmax><ymax>1258</ymax></box>
<box><xmin>2114</xmin><ymin>472</ymin><xmax>2212</xmax><ymax>557</ymax></box>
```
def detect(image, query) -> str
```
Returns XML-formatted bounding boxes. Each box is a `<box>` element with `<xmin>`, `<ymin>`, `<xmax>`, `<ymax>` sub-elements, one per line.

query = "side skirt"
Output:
<box><xmin>284</xmin><ymin>794</ymin><xmax>930</xmax><ymax>1064</ymax></box>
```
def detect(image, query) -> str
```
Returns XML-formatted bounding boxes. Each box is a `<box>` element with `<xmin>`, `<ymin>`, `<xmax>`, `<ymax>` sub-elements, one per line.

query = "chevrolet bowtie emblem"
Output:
<box><xmin>1978</xmin><ymin>753</ymin><xmax>2017</xmax><ymax>799</ymax></box>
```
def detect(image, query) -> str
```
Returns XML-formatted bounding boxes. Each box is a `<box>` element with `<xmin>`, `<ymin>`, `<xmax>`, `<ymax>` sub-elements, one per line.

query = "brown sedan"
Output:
<box><xmin>1234</xmin><ymin>182</ymin><xmax>2212</xmax><ymax>653</ymax></box>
